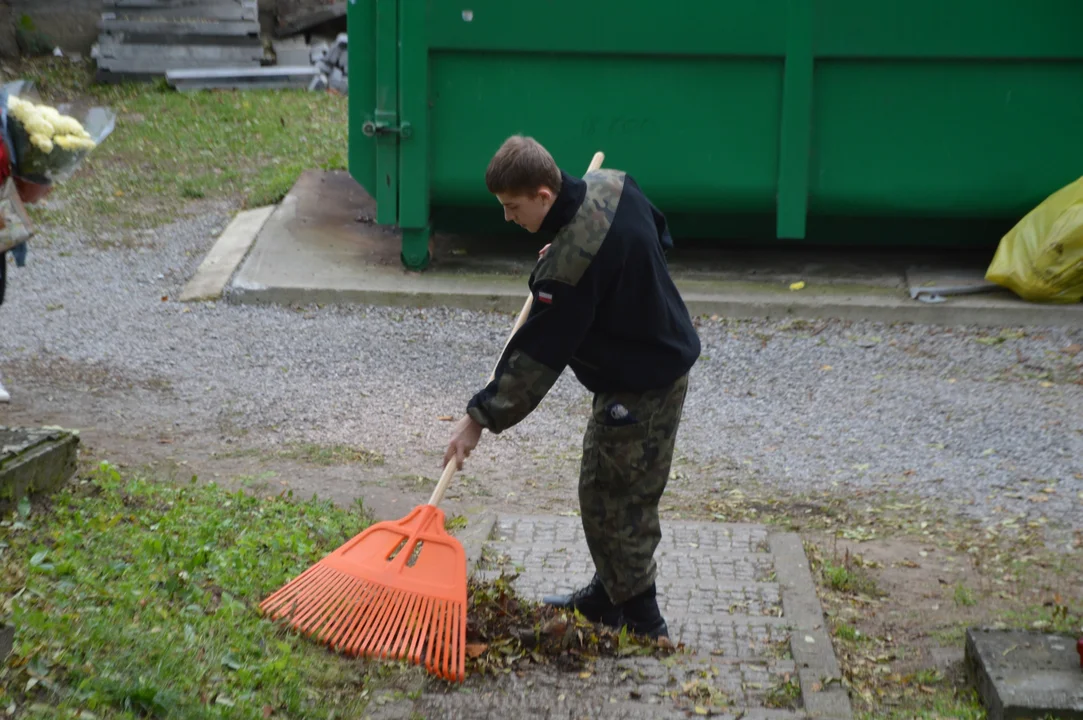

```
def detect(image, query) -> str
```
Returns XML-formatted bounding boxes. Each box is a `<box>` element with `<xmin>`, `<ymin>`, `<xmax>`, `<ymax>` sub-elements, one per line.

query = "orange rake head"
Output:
<box><xmin>259</xmin><ymin>503</ymin><xmax>468</xmax><ymax>683</ymax></box>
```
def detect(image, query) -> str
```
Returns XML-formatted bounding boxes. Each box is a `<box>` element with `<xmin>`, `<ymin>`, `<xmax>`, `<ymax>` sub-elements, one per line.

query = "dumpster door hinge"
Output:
<box><xmin>362</xmin><ymin>110</ymin><xmax>411</xmax><ymax>139</ymax></box>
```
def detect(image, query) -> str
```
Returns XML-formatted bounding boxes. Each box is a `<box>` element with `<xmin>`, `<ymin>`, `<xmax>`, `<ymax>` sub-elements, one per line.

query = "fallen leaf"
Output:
<box><xmin>1062</xmin><ymin>343</ymin><xmax>1082</xmax><ymax>356</ymax></box>
<box><xmin>579</xmin><ymin>670</ymin><xmax>593</xmax><ymax>679</ymax></box>
<box><xmin>821</xmin><ymin>365</ymin><xmax>834</xmax><ymax>372</ymax></box>
<box><xmin>465</xmin><ymin>643</ymin><xmax>488</xmax><ymax>658</ymax></box>
<box><xmin>1040</xmin><ymin>381</ymin><xmax>1054</xmax><ymax>388</ymax></box>
<box><xmin>900</xmin><ymin>560</ymin><xmax>920</xmax><ymax>569</ymax></box>
<box><xmin>694</xmin><ymin>707</ymin><xmax>709</xmax><ymax>716</ymax></box>
<box><xmin>437</xmin><ymin>415</ymin><xmax>454</xmax><ymax>421</ymax></box>
<box><xmin>263</xmin><ymin>705</ymin><xmax>274</xmax><ymax>719</ymax></box>
<box><xmin>790</xmin><ymin>281</ymin><xmax>806</xmax><ymax>291</ymax></box>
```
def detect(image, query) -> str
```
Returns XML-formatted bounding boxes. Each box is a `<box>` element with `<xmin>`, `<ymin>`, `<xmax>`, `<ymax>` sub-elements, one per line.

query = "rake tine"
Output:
<box><xmin>360</xmin><ymin>586</ymin><xmax>409</xmax><ymax>658</ymax></box>
<box><xmin>385</xmin><ymin>591</ymin><xmax>421</xmax><ymax>660</ymax></box>
<box><xmin>265</xmin><ymin>564</ymin><xmax>336</xmax><ymax>619</ymax></box>
<box><xmin>292</xmin><ymin>571</ymin><xmax>353</xmax><ymax>633</ymax></box>
<box><xmin>333</xmin><ymin>581</ymin><xmax>378</xmax><ymax>653</ymax></box>
<box><xmin>316</xmin><ymin>579</ymin><xmax>366</xmax><ymax>646</ymax></box>
<box><xmin>343</xmin><ymin>584</ymin><xmax>392</xmax><ymax>656</ymax></box>
<box><xmin>260</xmin><ymin>561</ymin><xmax>326</xmax><ymax>613</ymax></box>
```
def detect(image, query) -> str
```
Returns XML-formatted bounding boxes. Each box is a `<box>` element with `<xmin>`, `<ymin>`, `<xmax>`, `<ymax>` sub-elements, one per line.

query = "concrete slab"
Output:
<box><xmin>179</xmin><ymin>205</ymin><xmax>274</xmax><ymax>302</ymax></box>
<box><xmin>965</xmin><ymin>627</ymin><xmax>1083</xmax><ymax>720</ymax></box>
<box><xmin>228</xmin><ymin>171</ymin><xmax>1083</xmax><ymax>329</ymax></box>
<box><xmin>0</xmin><ymin>425</ymin><xmax>80</xmax><ymax>513</ymax></box>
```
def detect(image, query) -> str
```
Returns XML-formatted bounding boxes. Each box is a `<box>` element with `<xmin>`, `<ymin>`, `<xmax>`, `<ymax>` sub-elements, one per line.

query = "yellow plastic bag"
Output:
<box><xmin>985</xmin><ymin>175</ymin><xmax>1083</xmax><ymax>303</ymax></box>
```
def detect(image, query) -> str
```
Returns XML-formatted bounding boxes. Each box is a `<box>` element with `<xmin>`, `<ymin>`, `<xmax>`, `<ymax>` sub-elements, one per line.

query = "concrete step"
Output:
<box><xmin>0</xmin><ymin>426</ymin><xmax>80</xmax><ymax>515</ymax></box>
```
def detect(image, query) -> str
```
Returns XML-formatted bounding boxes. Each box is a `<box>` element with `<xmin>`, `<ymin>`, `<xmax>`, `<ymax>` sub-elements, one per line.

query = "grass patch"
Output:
<box><xmin>275</xmin><ymin>443</ymin><xmax>384</xmax><ymax>467</ymax></box>
<box><xmin>9</xmin><ymin>57</ymin><xmax>348</xmax><ymax>232</ymax></box>
<box><xmin>0</xmin><ymin>461</ymin><xmax>378</xmax><ymax>719</ymax></box>
<box><xmin>856</xmin><ymin>687</ymin><xmax>985</xmax><ymax>720</ymax></box>
<box><xmin>214</xmin><ymin>443</ymin><xmax>384</xmax><ymax>467</ymax></box>
<box><xmin>996</xmin><ymin>601</ymin><xmax>1082</xmax><ymax>635</ymax></box>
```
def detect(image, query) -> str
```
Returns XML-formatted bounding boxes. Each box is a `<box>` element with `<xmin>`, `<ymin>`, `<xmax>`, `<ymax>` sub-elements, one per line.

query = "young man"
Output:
<box><xmin>444</xmin><ymin>135</ymin><xmax>700</xmax><ymax>639</ymax></box>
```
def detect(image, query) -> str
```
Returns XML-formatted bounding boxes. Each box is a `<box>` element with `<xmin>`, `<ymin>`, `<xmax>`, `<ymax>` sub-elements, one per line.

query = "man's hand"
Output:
<box><xmin>444</xmin><ymin>414</ymin><xmax>483</xmax><ymax>470</ymax></box>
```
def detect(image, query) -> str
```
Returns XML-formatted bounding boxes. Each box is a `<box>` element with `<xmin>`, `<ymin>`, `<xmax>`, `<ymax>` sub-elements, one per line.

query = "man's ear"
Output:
<box><xmin>535</xmin><ymin>187</ymin><xmax>555</xmax><ymax>203</ymax></box>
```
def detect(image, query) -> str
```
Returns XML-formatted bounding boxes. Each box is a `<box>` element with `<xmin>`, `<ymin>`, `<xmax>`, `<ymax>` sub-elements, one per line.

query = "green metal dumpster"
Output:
<box><xmin>347</xmin><ymin>0</ymin><xmax>1083</xmax><ymax>271</ymax></box>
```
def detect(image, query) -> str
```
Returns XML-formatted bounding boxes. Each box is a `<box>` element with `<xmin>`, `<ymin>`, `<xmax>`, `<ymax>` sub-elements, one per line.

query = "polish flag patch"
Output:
<box><xmin>537</xmin><ymin>291</ymin><xmax>553</xmax><ymax>304</ymax></box>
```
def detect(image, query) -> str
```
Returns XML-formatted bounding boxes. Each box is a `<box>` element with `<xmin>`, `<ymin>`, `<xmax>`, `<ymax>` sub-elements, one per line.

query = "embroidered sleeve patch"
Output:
<box><xmin>537</xmin><ymin>291</ymin><xmax>553</xmax><ymax>304</ymax></box>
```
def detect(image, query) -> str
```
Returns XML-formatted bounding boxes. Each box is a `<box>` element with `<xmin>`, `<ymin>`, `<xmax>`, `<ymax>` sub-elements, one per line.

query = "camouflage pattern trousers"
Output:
<box><xmin>578</xmin><ymin>373</ymin><xmax>689</xmax><ymax>604</ymax></box>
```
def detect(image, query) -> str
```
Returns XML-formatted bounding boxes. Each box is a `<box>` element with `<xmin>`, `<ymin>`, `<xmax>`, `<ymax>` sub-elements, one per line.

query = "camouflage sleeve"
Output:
<box><xmin>465</xmin><ymin>276</ymin><xmax>599</xmax><ymax>434</ymax></box>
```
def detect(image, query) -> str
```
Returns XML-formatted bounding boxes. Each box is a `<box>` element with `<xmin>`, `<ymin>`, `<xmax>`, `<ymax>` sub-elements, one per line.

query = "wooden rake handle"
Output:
<box><xmin>427</xmin><ymin>150</ymin><xmax>606</xmax><ymax>508</ymax></box>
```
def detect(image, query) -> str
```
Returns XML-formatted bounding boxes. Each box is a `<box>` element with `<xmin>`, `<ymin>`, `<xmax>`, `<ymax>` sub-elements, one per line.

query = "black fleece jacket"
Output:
<box><xmin>466</xmin><ymin>168</ymin><xmax>700</xmax><ymax>434</ymax></box>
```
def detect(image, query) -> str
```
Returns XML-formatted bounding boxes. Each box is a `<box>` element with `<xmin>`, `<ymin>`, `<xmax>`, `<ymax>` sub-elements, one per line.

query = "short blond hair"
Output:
<box><xmin>485</xmin><ymin>135</ymin><xmax>562</xmax><ymax>196</ymax></box>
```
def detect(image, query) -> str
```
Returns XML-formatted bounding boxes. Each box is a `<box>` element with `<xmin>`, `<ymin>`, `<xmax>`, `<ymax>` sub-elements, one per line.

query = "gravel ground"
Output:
<box><xmin>1</xmin><ymin>207</ymin><xmax>1081</xmax><ymax>536</ymax></box>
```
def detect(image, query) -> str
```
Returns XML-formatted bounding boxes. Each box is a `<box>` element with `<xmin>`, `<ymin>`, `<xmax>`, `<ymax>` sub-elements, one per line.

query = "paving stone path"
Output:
<box><xmin>366</xmin><ymin>515</ymin><xmax>853</xmax><ymax>720</ymax></box>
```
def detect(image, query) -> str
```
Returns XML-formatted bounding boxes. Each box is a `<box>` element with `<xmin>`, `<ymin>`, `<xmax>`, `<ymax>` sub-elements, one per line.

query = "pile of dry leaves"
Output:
<box><xmin>464</xmin><ymin>573</ymin><xmax>678</xmax><ymax>676</ymax></box>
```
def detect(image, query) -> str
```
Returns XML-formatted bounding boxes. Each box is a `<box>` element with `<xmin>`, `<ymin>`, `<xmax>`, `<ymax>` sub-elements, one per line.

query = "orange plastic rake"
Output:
<box><xmin>259</xmin><ymin>150</ymin><xmax>607</xmax><ymax>682</ymax></box>
<box><xmin>259</xmin><ymin>465</ymin><xmax>469</xmax><ymax>682</ymax></box>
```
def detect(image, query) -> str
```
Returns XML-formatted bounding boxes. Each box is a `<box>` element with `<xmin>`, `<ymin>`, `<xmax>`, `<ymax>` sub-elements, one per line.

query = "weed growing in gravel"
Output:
<box><xmin>817</xmin><ymin>548</ymin><xmax>881</xmax><ymax>598</ymax></box>
<box><xmin>763</xmin><ymin>675</ymin><xmax>801</xmax><ymax>709</ymax></box>
<box><xmin>0</xmin><ymin>462</ymin><xmax>377</xmax><ymax>719</ymax></box>
<box><xmin>953</xmin><ymin>582</ymin><xmax>976</xmax><ymax>607</ymax></box>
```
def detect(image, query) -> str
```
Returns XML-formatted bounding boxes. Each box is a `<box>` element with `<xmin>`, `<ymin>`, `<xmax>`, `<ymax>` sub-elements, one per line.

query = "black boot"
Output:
<box><xmin>542</xmin><ymin>573</ymin><xmax>623</xmax><ymax>627</ymax></box>
<box><xmin>619</xmin><ymin>582</ymin><xmax>668</xmax><ymax>640</ymax></box>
